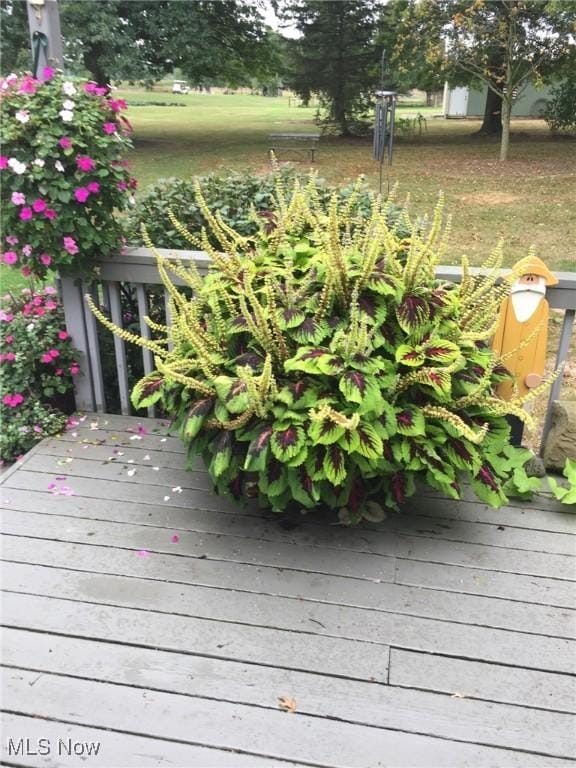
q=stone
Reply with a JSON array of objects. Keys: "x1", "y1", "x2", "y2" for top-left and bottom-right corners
[
  {"x1": 543, "y1": 400, "x2": 576, "y2": 472},
  {"x1": 524, "y1": 455, "x2": 546, "y2": 478}
]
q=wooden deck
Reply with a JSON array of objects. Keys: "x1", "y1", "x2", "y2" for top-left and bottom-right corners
[{"x1": 1, "y1": 413, "x2": 575, "y2": 767}]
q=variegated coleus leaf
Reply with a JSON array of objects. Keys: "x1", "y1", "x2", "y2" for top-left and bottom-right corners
[
  {"x1": 290, "y1": 317, "x2": 330, "y2": 345},
  {"x1": 277, "y1": 307, "x2": 306, "y2": 330},
  {"x1": 270, "y1": 424, "x2": 306, "y2": 462},
  {"x1": 131, "y1": 372, "x2": 164, "y2": 410},
  {"x1": 357, "y1": 292, "x2": 388, "y2": 325},
  {"x1": 396, "y1": 293, "x2": 430, "y2": 335},
  {"x1": 213, "y1": 376, "x2": 250, "y2": 414},
  {"x1": 287, "y1": 465, "x2": 320, "y2": 507},
  {"x1": 416, "y1": 368, "x2": 452, "y2": 398},
  {"x1": 441, "y1": 437, "x2": 482, "y2": 474},
  {"x1": 284, "y1": 347, "x2": 343, "y2": 376},
  {"x1": 275, "y1": 378, "x2": 321, "y2": 409},
  {"x1": 366, "y1": 262, "x2": 402, "y2": 297},
  {"x1": 471, "y1": 464, "x2": 508, "y2": 508},
  {"x1": 423, "y1": 339, "x2": 460, "y2": 364},
  {"x1": 353, "y1": 423, "x2": 383, "y2": 460},
  {"x1": 338, "y1": 371, "x2": 384, "y2": 415},
  {"x1": 395, "y1": 344, "x2": 425, "y2": 367},
  {"x1": 308, "y1": 418, "x2": 345, "y2": 445},
  {"x1": 244, "y1": 423, "x2": 273, "y2": 472},
  {"x1": 182, "y1": 396, "x2": 215, "y2": 439},
  {"x1": 258, "y1": 457, "x2": 288, "y2": 497},
  {"x1": 209, "y1": 430, "x2": 233, "y2": 479},
  {"x1": 396, "y1": 408, "x2": 426, "y2": 436},
  {"x1": 323, "y1": 443, "x2": 347, "y2": 486}
]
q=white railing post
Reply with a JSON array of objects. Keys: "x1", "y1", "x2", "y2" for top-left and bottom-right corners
[{"x1": 59, "y1": 276, "x2": 96, "y2": 412}]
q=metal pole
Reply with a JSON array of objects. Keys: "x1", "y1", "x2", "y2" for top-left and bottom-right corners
[{"x1": 26, "y1": 0, "x2": 64, "y2": 79}]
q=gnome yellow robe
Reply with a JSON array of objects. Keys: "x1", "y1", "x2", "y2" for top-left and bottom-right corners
[{"x1": 492, "y1": 256, "x2": 558, "y2": 400}]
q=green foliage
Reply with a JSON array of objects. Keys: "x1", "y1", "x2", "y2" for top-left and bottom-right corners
[
  {"x1": 0, "y1": 70, "x2": 134, "y2": 278},
  {"x1": 548, "y1": 459, "x2": 576, "y2": 506},
  {"x1": 92, "y1": 174, "x2": 549, "y2": 523},
  {"x1": 126, "y1": 168, "x2": 379, "y2": 249},
  {"x1": 0, "y1": 288, "x2": 78, "y2": 463},
  {"x1": 544, "y1": 79, "x2": 576, "y2": 135},
  {"x1": 280, "y1": 1, "x2": 381, "y2": 136}
]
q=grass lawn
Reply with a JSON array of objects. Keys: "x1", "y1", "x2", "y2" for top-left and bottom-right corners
[{"x1": 117, "y1": 88, "x2": 576, "y2": 271}]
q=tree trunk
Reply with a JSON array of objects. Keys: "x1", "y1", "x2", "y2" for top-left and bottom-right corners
[
  {"x1": 500, "y1": 98, "x2": 512, "y2": 161},
  {"x1": 478, "y1": 87, "x2": 503, "y2": 135}
]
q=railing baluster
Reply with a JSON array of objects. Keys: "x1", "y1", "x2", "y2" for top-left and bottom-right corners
[
  {"x1": 106, "y1": 281, "x2": 131, "y2": 416},
  {"x1": 540, "y1": 308, "x2": 575, "y2": 456},
  {"x1": 164, "y1": 288, "x2": 173, "y2": 351},
  {"x1": 59, "y1": 276, "x2": 95, "y2": 412},
  {"x1": 84, "y1": 283, "x2": 107, "y2": 413},
  {"x1": 136, "y1": 284, "x2": 156, "y2": 417}
]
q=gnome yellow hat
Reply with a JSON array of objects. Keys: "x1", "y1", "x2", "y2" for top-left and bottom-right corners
[{"x1": 506, "y1": 255, "x2": 558, "y2": 286}]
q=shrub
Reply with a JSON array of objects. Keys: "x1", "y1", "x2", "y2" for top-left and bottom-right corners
[
  {"x1": 89, "y1": 177, "x2": 549, "y2": 522},
  {"x1": 0, "y1": 287, "x2": 79, "y2": 463},
  {"x1": 544, "y1": 79, "x2": 576, "y2": 135},
  {"x1": 126, "y1": 168, "x2": 384, "y2": 249},
  {"x1": 0, "y1": 69, "x2": 135, "y2": 279}
]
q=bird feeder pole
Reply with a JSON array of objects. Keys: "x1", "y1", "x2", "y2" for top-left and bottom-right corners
[{"x1": 26, "y1": 0, "x2": 64, "y2": 80}]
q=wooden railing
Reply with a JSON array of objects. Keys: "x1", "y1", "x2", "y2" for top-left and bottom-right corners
[{"x1": 60, "y1": 248, "x2": 575, "y2": 455}]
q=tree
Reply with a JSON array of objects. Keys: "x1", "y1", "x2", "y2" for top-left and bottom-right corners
[
  {"x1": 0, "y1": 0, "x2": 31, "y2": 75},
  {"x1": 409, "y1": 0, "x2": 576, "y2": 159},
  {"x1": 280, "y1": 1, "x2": 381, "y2": 136}
]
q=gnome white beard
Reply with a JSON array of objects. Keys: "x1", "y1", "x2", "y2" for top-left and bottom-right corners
[{"x1": 510, "y1": 277, "x2": 546, "y2": 323}]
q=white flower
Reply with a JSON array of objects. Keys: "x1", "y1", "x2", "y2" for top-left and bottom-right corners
[
  {"x1": 59, "y1": 109, "x2": 74, "y2": 122},
  {"x1": 62, "y1": 81, "x2": 77, "y2": 96},
  {"x1": 33, "y1": 158, "x2": 45, "y2": 168},
  {"x1": 26, "y1": 323, "x2": 35, "y2": 332},
  {"x1": 7, "y1": 158, "x2": 26, "y2": 174},
  {"x1": 62, "y1": 99, "x2": 75, "y2": 111},
  {"x1": 6, "y1": 73, "x2": 17, "y2": 84},
  {"x1": 15, "y1": 110, "x2": 30, "y2": 124},
  {"x1": 128, "y1": 195, "x2": 136, "y2": 206},
  {"x1": 55, "y1": 160, "x2": 65, "y2": 173}
]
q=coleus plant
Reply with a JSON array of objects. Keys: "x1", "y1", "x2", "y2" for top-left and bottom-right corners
[{"x1": 89, "y1": 174, "x2": 553, "y2": 523}]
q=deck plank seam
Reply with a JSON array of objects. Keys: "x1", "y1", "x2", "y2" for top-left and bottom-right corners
[{"x1": 3, "y1": 666, "x2": 575, "y2": 762}]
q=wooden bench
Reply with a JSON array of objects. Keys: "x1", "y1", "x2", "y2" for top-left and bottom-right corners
[{"x1": 269, "y1": 133, "x2": 321, "y2": 162}]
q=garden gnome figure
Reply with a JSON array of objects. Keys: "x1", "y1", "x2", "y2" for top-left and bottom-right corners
[{"x1": 492, "y1": 254, "x2": 558, "y2": 444}]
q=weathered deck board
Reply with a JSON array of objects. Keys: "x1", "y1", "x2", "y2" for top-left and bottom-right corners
[
  {"x1": 2, "y1": 628, "x2": 574, "y2": 758},
  {"x1": 1, "y1": 414, "x2": 575, "y2": 767}
]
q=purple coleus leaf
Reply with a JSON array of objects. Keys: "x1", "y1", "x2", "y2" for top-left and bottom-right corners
[
  {"x1": 142, "y1": 377, "x2": 163, "y2": 397},
  {"x1": 234, "y1": 352, "x2": 263, "y2": 370},
  {"x1": 477, "y1": 464, "x2": 499, "y2": 492},
  {"x1": 270, "y1": 425, "x2": 305, "y2": 461},
  {"x1": 391, "y1": 471, "x2": 407, "y2": 506},
  {"x1": 396, "y1": 294, "x2": 430, "y2": 334},
  {"x1": 323, "y1": 443, "x2": 347, "y2": 486},
  {"x1": 248, "y1": 424, "x2": 273, "y2": 457}
]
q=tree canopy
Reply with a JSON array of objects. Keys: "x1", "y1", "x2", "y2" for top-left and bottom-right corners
[{"x1": 280, "y1": 0, "x2": 382, "y2": 136}]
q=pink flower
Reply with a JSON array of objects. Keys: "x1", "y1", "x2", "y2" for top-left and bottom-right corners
[
  {"x1": 22, "y1": 244, "x2": 32, "y2": 256},
  {"x1": 11, "y1": 192, "x2": 25, "y2": 205},
  {"x1": 74, "y1": 187, "x2": 90, "y2": 203},
  {"x1": 55, "y1": 368, "x2": 63, "y2": 376},
  {"x1": 3, "y1": 352, "x2": 16, "y2": 362},
  {"x1": 42, "y1": 67, "x2": 55, "y2": 80},
  {"x1": 44, "y1": 286, "x2": 57, "y2": 295},
  {"x1": 58, "y1": 330, "x2": 69, "y2": 340},
  {"x1": 33, "y1": 296, "x2": 43, "y2": 306},
  {"x1": 33, "y1": 424, "x2": 43, "y2": 433},
  {"x1": 87, "y1": 182, "x2": 100, "y2": 194},
  {"x1": 0, "y1": 310, "x2": 14, "y2": 322},
  {"x1": 41, "y1": 353, "x2": 53, "y2": 363},
  {"x1": 21, "y1": 266, "x2": 31, "y2": 277},
  {"x1": 2, "y1": 393, "x2": 24, "y2": 408},
  {"x1": 6, "y1": 235, "x2": 19, "y2": 245},
  {"x1": 44, "y1": 209, "x2": 57, "y2": 220},
  {"x1": 117, "y1": 181, "x2": 128, "y2": 191},
  {"x1": 45, "y1": 301, "x2": 57, "y2": 310},
  {"x1": 103, "y1": 122, "x2": 117, "y2": 134},
  {"x1": 76, "y1": 155, "x2": 95, "y2": 172},
  {"x1": 109, "y1": 99, "x2": 127, "y2": 113},
  {"x1": 3, "y1": 251, "x2": 18, "y2": 265},
  {"x1": 49, "y1": 348, "x2": 60, "y2": 358},
  {"x1": 5, "y1": 336, "x2": 14, "y2": 344},
  {"x1": 59, "y1": 137, "x2": 72, "y2": 149},
  {"x1": 19, "y1": 207, "x2": 33, "y2": 221},
  {"x1": 63, "y1": 236, "x2": 79, "y2": 255},
  {"x1": 32, "y1": 199, "x2": 47, "y2": 213},
  {"x1": 0, "y1": 156, "x2": 8, "y2": 170},
  {"x1": 95, "y1": 87, "x2": 107, "y2": 96},
  {"x1": 84, "y1": 82, "x2": 97, "y2": 94},
  {"x1": 19, "y1": 76, "x2": 36, "y2": 95},
  {"x1": 70, "y1": 364, "x2": 80, "y2": 375},
  {"x1": 40, "y1": 253, "x2": 52, "y2": 266}
]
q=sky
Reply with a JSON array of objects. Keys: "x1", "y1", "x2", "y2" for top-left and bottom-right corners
[{"x1": 262, "y1": 1, "x2": 300, "y2": 38}]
